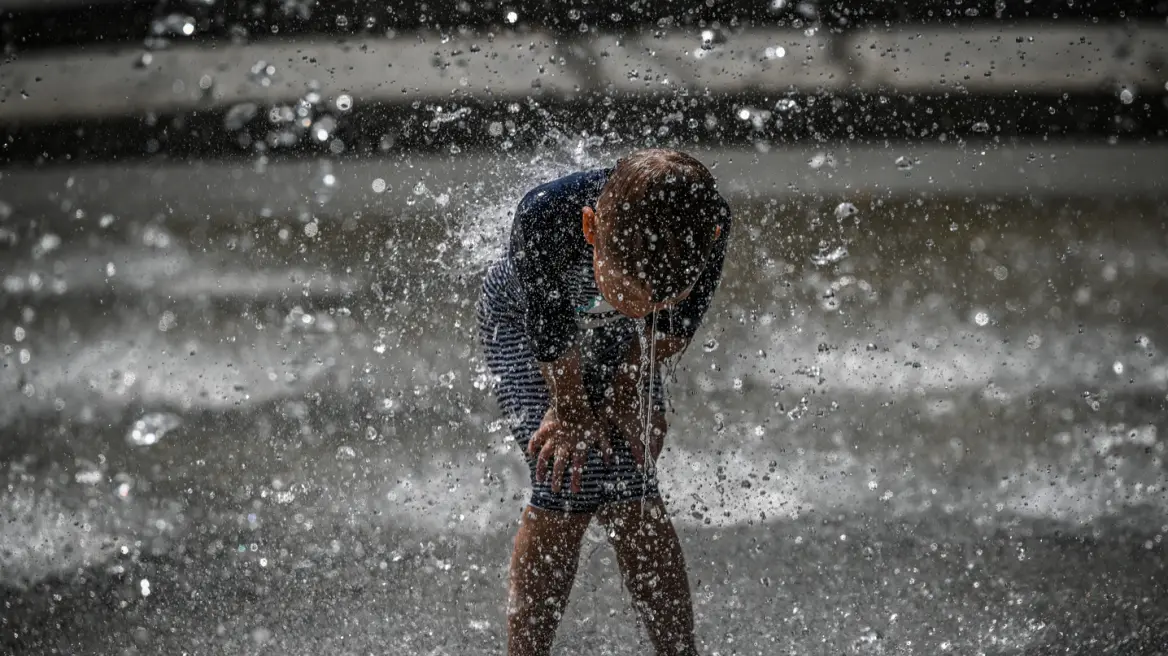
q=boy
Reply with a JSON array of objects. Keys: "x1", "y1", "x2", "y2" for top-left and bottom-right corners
[{"x1": 476, "y1": 149, "x2": 731, "y2": 655}]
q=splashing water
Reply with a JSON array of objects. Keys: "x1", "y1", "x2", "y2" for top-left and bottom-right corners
[
  {"x1": 127, "y1": 412, "x2": 182, "y2": 446},
  {"x1": 451, "y1": 124, "x2": 610, "y2": 275},
  {"x1": 632, "y1": 313, "x2": 660, "y2": 514}
]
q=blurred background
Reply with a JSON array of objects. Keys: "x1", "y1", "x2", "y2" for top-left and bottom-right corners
[{"x1": 1, "y1": 1, "x2": 1167, "y2": 654}]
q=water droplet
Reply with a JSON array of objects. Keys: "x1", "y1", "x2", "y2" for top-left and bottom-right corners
[
  {"x1": 335, "y1": 94, "x2": 353, "y2": 111},
  {"x1": 32, "y1": 233, "x2": 61, "y2": 258},
  {"x1": 1112, "y1": 361, "x2": 1124, "y2": 375},
  {"x1": 249, "y1": 60, "x2": 277, "y2": 87},
  {"x1": 75, "y1": 468, "x2": 103, "y2": 485},
  {"x1": 312, "y1": 115, "x2": 337, "y2": 142},
  {"x1": 336, "y1": 445, "x2": 357, "y2": 460},
  {"x1": 372, "y1": 178, "x2": 387, "y2": 193},
  {"x1": 973, "y1": 311, "x2": 990, "y2": 326},
  {"x1": 1026, "y1": 334, "x2": 1042, "y2": 350},
  {"x1": 152, "y1": 14, "x2": 196, "y2": 37},
  {"x1": 808, "y1": 152, "x2": 835, "y2": 169},
  {"x1": 764, "y1": 45, "x2": 787, "y2": 59},
  {"x1": 141, "y1": 225, "x2": 173, "y2": 249},
  {"x1": 894, "y1": 156, "x2": 914, "y2": 171},
  {"x1": 702, "y1": 338, "x2": 719, "y2": 353},
  {"x1": 811, "y1": 245, "x2": 849, "y2": 266},
  {"x1": 505, "y1": 10, "x2": 518, "y2": 23},
  {"x1": 223, "y1": 103, "x2": 258, "y2": 131},
  {"x1": 971, "y1": 120, "x2": 990, "y2": 133},
  {"x1": 128, "y1": 412, "x2": 182, "y2": 446},
  {"x1": 303, "y1": 221, "x2": 319, "y2": 238},
  {"x1": 1119, "y1": 88, "x2": 1134, "y2": 104},
  {"x1": 833, "y1": 202, "x2": 857, "y2": 221}
]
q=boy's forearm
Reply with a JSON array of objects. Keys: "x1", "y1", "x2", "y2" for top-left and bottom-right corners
[
  {"x1": 614, "y1": 332, "x2": 689, "y2": 391},
  {"x1": 539, "y1": 346, "x2": 593, "y2": 420}
]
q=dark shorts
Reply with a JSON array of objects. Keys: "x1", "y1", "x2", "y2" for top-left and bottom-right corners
[{"x1": 477, "y1": 263, "x2": 664, "y2": 514}]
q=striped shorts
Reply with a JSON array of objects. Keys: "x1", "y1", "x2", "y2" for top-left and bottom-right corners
[{"x1": 476, "y1": 261, "x2": 664, "y2": 514}]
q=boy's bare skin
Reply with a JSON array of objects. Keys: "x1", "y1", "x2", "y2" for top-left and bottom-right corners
[
  {"x1": 505, "y1": 205, "x2": 715, "y2": 656},
  {"x1": 508, "y1": 498, "x2": 696, "y2": 656}
]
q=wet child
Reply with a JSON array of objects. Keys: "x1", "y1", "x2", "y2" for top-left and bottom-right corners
[{"x1": 476, "y1": 149, "x2": 731, "y2": 655}]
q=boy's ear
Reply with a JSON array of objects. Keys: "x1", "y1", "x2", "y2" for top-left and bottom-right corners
[
  {"x1": 714, "y1": 224, "x2": 722, "y2": 240},
  {"x1": 582, "y1": 206, "x2": 597, "y2": 246}
]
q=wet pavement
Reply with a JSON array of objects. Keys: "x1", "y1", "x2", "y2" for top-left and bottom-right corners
[{"x1": 1, "y1": 154, "x2": 1167, "y2": 654}]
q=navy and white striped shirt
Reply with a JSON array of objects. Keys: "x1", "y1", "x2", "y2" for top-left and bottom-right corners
[{"x1": 489, "y1": 167, "x2": 732, "y2": 363}]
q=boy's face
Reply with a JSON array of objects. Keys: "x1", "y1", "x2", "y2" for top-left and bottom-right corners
[{"x1": 582, "y1": 206, "x2": 698, "y2": 319}]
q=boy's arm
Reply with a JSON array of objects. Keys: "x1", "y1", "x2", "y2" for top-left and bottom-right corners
[
  {"x1": 612, "y1": 329, "x2": 688, "y2": 395},
  {"x1": 538, "y1": 345, "x2": 593, "y2": 422},
  {"x1": 604, "y1": 330, "x2": 685, "y2": 466},
  {"x1": 533, "y1": 345, "x2": 615, "y2": 490}
]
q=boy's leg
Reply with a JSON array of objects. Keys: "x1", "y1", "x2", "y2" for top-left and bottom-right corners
[
  {"x1": 508, "y1": 504, "x2": 594, "y2": 656},
  {"x1": 597, "y1": 496, "x2": 698, "y2": 655}
]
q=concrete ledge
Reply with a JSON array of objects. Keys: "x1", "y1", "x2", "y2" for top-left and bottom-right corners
[
  {"x1": 2, "y1": 24, "x2": 1165, "y2": 123},
  {"x1": 0, "y1": 143, "x2": 1163, "y2": 226},
  {"x1": 586, "y1": 31, "x2": 845, "y2": 93},
  {"x1": 850, "y1": 26, "x2": 1168, "y2": 93},
  {"x1": 0, "y1": 30, "x2": 573, "y2": 121}
]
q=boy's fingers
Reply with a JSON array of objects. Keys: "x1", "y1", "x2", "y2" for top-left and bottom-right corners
[
  {"x1": 570, "y1": 450, "x2": 586, "y2": 494},
  {"x1": 528, "y1": 425, "x2": 546, "y2": 458},
  {"x1": 551, "y1": 446, "x2": 569, "y2": 493},
  {"x1": 535, "y1": 441, "x2": 554, "y2": 484}
]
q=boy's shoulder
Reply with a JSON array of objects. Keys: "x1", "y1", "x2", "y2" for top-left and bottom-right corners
[{"x1": 516, "y1": 167, "x2": 611, "y2": 219}]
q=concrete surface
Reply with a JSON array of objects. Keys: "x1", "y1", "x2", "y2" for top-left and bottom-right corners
[
  {"x1": 2, "y1": 24, "x2": 1165, "y2": 122},
  {"x1": 0, "y1": 143, "x2": 1164, "y2": 228}
]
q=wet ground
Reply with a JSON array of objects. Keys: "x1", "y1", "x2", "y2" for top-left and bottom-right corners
[{"x1": 1, "y1": 159, "x2": 1167, "y2": 654}]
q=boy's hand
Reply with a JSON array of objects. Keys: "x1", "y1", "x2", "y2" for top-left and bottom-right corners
[
  {"x1": 604, "y1": 380, "x2": 667, "y2": 470},
  {"x1": 528, "y1": 406, "x2": 612, "y2": 495}
]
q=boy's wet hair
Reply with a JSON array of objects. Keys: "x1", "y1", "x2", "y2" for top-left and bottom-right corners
[{"x1": 595, "y1": 149, "x2": 724, "y2": 304}]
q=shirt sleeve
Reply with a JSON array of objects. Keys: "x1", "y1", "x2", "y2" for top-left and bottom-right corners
[
  {"x1": 509, "y1": 192, "x2": 580, "y2": 363},
  {"x1": 654, "y1": 195, "x2": 732, "y2": 341}
]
